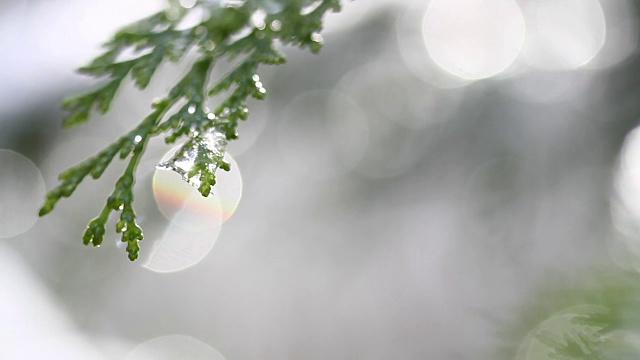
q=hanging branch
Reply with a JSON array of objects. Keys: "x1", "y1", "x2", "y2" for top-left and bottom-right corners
[{"x1": 39, "y1": 0, "x2": 341, "y2": 261}]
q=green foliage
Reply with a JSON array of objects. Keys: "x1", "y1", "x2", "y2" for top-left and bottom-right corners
[
  {"x1": 498, "y1": 269, "x2": 640, "y2": 360},
  {"x1": 39, "y1": 0, "x2": 341, "y2": 261}
]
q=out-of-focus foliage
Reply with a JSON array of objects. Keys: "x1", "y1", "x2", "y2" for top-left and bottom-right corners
[
  {"x1": 499, "y1": 269, "x2": 640, "y2": 359},
  {"x1": 38, "y1": 0, "x2": 340, "y2": 260}
]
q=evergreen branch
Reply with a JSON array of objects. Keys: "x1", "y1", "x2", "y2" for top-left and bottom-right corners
[{"x1": 40, "y1": 0, "x2": 341, "y2": 260}]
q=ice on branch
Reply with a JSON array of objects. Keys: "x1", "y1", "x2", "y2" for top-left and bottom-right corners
[{"x1": 157, "y1": 127, "x2": 230, "y2": 196}]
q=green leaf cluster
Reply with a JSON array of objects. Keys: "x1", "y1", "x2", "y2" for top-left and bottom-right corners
[{"x1": 39, "y1": 0, "x2": 341, "y2": 260}]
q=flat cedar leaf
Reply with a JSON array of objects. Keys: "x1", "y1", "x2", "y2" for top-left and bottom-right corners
[
  {"x1": 78, "y1": 50, "x2": 120, "y2": 76},
  {"x1": 131, "y1": 49, "x2": 165, "y2": 89},
  {"x1": 114, "y1": 11, "x2": 170, "y2": 39},
  {"x1": 95, "y1": 79, "x2": 122, "y2": 113},
  {"x1": 255, "y1": 46, "x2": 287, "y2": 64},
  {"x1": 42, "y1": 0, "x2": 342, "y2": 260},
  {"x1": 62, "y1": 103, "x2": 92, "y2": 128},
  {"x1": 166, "y1": 32, "x2": 194, "y2": 61}
]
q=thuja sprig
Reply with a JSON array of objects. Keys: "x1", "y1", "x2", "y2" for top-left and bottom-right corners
[{"x1": 39, "y1": 0, "x2": 341, "y2": 261}]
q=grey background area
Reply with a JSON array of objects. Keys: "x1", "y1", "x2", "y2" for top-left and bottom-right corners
[{"x1": 1, "y1": 0, "x2": 640, "y2": 359}]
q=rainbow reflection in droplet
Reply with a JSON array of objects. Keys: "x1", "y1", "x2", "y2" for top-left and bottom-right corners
[
  {"x1": 152, "y1": 146, "x2": 243, "y2": 229},
  {"x1": 146, "y1": 147, "x2": 242, "y2": 272}
]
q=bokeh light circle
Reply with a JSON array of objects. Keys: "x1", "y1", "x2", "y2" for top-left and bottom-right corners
[
  {"x1": 585, "y1": 0, "x2": 638, "y2": 70},
  {"x1": 0, "y1": 149, "x2": 45, "y2": 238},
  {"x1": 153, "y1": 148, "x2": 243, "y2": 228},
  {"x1": 143, "y1": 211, "x2": 223, "y2": 273},
  {"x1": 502, "y1": 70, "x2": 593, "y2": 104},
  {"x1": 396, "y1": 2, "x2": 471, "y2": 89},
  {"x1": 336, "y1": 61, "x2": 463, "y2": 130},
  {"x1": 277, "y1": 89, "x2": 369, "y2": 178},
  {"x1": 422, "y1": 0, "x2": 525, "y2": 80},
  {"x1": 610, "y1": 126, "x2": 640, "y2": 269},
  {"x1": 520, "y1": 0, "x2": 606, "y2": 70},
  {"x1": 147, "y1": 148, "x2": 242, "y2": 272},
  {"x1": 615, "y1": 127, "x2": 640, "y2": 224},
  {"x1": 124, "y1": 335, "x2": 226, "y2": 360}
]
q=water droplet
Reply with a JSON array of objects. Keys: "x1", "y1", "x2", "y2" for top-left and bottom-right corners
[
  {"x1": 187, "y1": 104, "x2": 196, "y2": 114},
  {"x1": 255, "y1": 81, "x2": 263, "y2": 88},
  {"x1": 311, "y1": 33, "x2": 323, "y2": 43},
  {"x1": 133, "y1": 135, "x2": 142, "y2": 144},
  {"x1": 270, "y1": 20, "x2": 282, "y2": 31},
  {"x1": 251, "y1": 9, "x2": 266, "y2": 30},
  {"x1": 195, "y1": 26, "x2": 207, "y2": 37},
  {"x1": 223, "y1": 0, "x2": 245, "y2": 7},
  {"x1": 204, "y1": 40, "x2": 216, "y2": 51},
  {"x1": 179, "y1": 0, "x2": 197, "y2": 9},
  {"x1": 259, "y1": 88, "x2": 266, "y2": 94},
  {"x1": 156, "y1": 128, "x2": 229, "y2": 190},
  {"x1": 252, "y1": 74, "x2": 260, "y2": 82}
]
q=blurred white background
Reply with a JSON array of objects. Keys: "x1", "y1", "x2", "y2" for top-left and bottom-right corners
[{"x1": 2, "y1": 0, "x2": 640, "y2": 358}]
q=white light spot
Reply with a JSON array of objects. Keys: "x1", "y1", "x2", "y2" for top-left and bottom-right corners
[
  {"x1": 251, "y1": 9, "x2": 266, "y2": 30},
  {"x1": 610, "y1": 126, "x2": 640, "y2": 270},
  {"x1": 310, "y1": 32, "x2": 323, "y2": 43},
  {"x1": 422, "y1": 0, "x2": 525, "y2": 80},
  {"x1": 520, "y1": 0, "x2": 606, "y2": 70},
  {"x1": 615, "y1": 127, "x2": 640, "y2": 223},
  {"x1": 179, "y1": 0, "x2": 197, "y2": 9},
  {"x1": 134, "y1": 135, "x2": 142, "y2": 143},
  {"x1": 270, "y1": 20, "x2": 282, "y2": 31},
  {"x1": 396, "y1": 3, "x2": 471, "y2": 88},
  {"x1": 0, "y1": 150, "x2": 45, "y2": 238},
  {"x1": 586, "y1": 0, "x2": 638, "y2": 69}
]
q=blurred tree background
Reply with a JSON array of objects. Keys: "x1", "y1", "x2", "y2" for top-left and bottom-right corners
[{"x1": 3, "y1": 0, "x2": 640, "y2": 359}]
